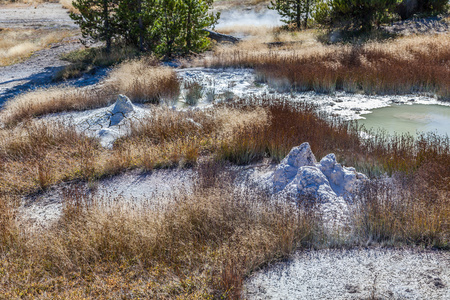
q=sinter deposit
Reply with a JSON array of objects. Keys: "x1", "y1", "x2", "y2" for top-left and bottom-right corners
[{"x1": 270, "y1": 143, "x2": 367, "y2": 227}]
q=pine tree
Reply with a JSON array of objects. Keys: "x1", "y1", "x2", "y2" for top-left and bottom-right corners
[
  {"x1": 71, "y1": 0, "x2": 119, "y2": 52},
  {"x1": 322, "y1": 0, "x2": 401, "y2": 31},
  {"x1": 269, "y1": 0, "x2": 314, "y2": 29},
  {"x1": 71, "y1": 0, "x2": 218, "y2": 57},
  {"x1": 180, "y1": 0, "x2": 219, "y2": 53},
  {"x1": 152, "y1": 0, "x2": 218, "y2": 57}
]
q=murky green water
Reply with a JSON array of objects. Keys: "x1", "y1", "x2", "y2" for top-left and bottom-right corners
[{"x1": 358, "y1": 104, "x2": 450, "y2": 137}]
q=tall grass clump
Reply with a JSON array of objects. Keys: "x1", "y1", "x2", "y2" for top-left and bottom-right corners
[
  {"x1": 110, "y1": 107, "x2": 219, "y2": 169},
  {"x1": 0, "y1": 195, "x2": 18, "y2": 252},
  {"x1": 218, "y1": 97, "x2": 361, "y2": 164},
  {"x1": 183, "y1": 80, "x2": 203, "y2": 106},
  {"x1": 107, "y1": 106, "x2": 270, "y2": 171},
  {"x1": 0, "y1": 87, "x2": 115, "y2": 127},
  {"x1": 107, "y1": 58, "x2": 180, "y2": 103},
  {"x1": 353, "y1": 175, "x2": 449, "y2": 249},
  {"x1": 0, "y1": 121, "x2": 101, "y2": 195},
  {"x1": 0, "y1": 166, "x2": 318, "y2": 298},
  {"x1": 209, "y1": 34, "x2": 450, "y2": 99}
]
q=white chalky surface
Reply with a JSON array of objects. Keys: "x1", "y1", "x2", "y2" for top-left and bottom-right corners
[
  {"x1": 177, "y1": 68, "x2": 450, "y2": 121},
  {"x1": 244, "y1": 249, "x2": 450, "y2": 300}
]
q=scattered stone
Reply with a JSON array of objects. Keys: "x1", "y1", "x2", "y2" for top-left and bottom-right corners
[
  {"x1": 203, "y1": 29, "x2": 240, "y2": 43},
  {"x1": 345, "y1": 284, "x2": 360, "y2": 294}
]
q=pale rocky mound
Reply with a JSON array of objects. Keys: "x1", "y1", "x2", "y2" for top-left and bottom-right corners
[
  {"x1": 270, "y1": 143, "x2": 367, "y2": 228},
  {"x1": 48, "y1": 94, "x2": 150, "y2": 148}
]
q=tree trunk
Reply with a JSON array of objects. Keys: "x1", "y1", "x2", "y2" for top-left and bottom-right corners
[
  {"x1": 186, "y1": 2, "x2": 192, "y2": 51},
  {"x1": 103, "y1": 0, "x2": 111, "y2": 53},
  {"x1": 296, "y1": 1, "x2": 301, "y2": 29},
  {"x1": 138, "y1": 0, "x2": 144, "y2": 51},
  {"x1": 304, "y1": 0, "x2": 310, "y2": 29}
]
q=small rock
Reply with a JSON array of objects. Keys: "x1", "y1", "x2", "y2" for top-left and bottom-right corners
[
  {"x1": 110, "y1": 94, "x2": 135, "y2": 126},
  {"x1": 345, "y1": 284, "x2": 360, "y2": 294},
  {"x1": 112, "y1": 94, "x2": 134, "y2": 115}
]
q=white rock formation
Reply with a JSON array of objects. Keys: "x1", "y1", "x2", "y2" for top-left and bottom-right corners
[
  {"x1": 52, "y1": 94, "x2": 150, "y2": 148},
  {"x1": 272, "y1": 143, "x2": 366, "y2": 202},
  {"x1": 273, "y1": 143, "x2": 317, "y2": 192},
  {"x1": 109, "y1": 94, "x2": 135, "y2": 126},
  {"x1": 271, "y1": 143, "x2": 367, "y2": 228}
]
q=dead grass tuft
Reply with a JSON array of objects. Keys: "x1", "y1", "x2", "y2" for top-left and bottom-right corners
[
  {"x1": 0, "y1": 87, "x2": 115, "y2": 127},
  {"x1": 354, "y1": 175, "x2": 449, "y2": 249},
  {"x1": 0, "y1": 121, "x2": 101, "y2": 195},
  {"x1": 107, "y1": 58, "x2": 180, "y2": 103},
  {"x1": 0, "y1": 169, "x2": 317, "y2": 298}
]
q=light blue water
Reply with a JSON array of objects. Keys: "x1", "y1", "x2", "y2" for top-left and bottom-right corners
[{"x1": 358, "y1": 104, "x2": 450, "y2": 136}]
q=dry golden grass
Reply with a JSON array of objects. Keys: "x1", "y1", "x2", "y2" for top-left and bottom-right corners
[
  {"x1": 0, "y1": 87, "x2": 115, "y2": 127},
  {"x1": 0, "y1": 28, "x2": 72, "y2": 66},
  {"x1": 107, "y1": 58, "x2": 180, "y2": 103},
  {"x1": 354, "y1": 176, "x2": 449, "y2": 248},
  {"x1": 0, "y1": 169, "x2": 317, "y2": 299},
  {"x1": 60, "y1": 0, "x2": 78, "y2": 13},
  {"x1": 1, "y1": 58, "x2": 180, "y2": 127},
  {"x1": 0, "y1": 96, "x2": 448, "y2": 298},
  {"x1": 0, "y1": 121, "x2": 102, "y2": 195},
  {"x1": 204, "y1": 33, "x2": 450, "y2": 99}
]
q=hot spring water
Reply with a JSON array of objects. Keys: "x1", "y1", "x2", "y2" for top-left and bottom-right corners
[{"x1": 358, "y1": 104, "x2": 450, "y2": 137}]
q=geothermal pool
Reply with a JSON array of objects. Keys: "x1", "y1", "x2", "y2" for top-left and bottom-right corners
[
  {"x1": 178, "y1": 68, "x2": 450, "y2": 137},
  {"x1": 358, "y1": 104, "x2": 450, "y2": 137}
]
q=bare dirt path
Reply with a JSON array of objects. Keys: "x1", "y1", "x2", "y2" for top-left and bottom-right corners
[
  {"x1": 0, "y1": 3, "x2": 104, "y2": 105},
  {"x1": 0, "y1": 3, "x2": 76, "y2": 30},
  {"x1": 0, "y1": 38, "x2": 82, "y2": 104}
]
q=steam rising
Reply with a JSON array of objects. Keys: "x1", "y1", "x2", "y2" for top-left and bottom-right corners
[{"x1": 215, "y1": 9, "x2": 282, "y2": 29}]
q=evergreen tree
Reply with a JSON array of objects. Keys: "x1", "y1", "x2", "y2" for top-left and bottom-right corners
[
  {"x1": 71, "y1": 0, "x2": 218, "y2": 57},
  {"x1": 317, "y1": 0, "x2": 401, "y2": 31},
  {"x1": 152, "y1": 0, "x2": 218, "y2": 57},
  {"x1": 269, "y1": 0, "x2": 315, "y2": 29},
  {"x1": 71, "y1": 0, "x2": 119, "y2": 52},
  {"x1": 180, "y1": 0, "x2": 219, "y2": 53}
]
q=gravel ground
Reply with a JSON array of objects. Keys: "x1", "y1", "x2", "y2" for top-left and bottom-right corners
[
  {"x1": 0, "y1": 39, "x2": 82, "y2": 104},
  {"x1": 383, "y1": 16, "x2": 450, "y2": 35},
  {"x1": 0, "y1": 3, "x2": 76, "y2": 30},
  {"x1": 18, "y1": 168, "x2": 195, "y2": 229},
  {"x1": 244, "y1": 249, "x2": 450, "y2": 300}
]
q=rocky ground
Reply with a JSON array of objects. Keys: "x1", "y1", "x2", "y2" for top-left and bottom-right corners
[
  {"x1": 244, "y1": 249, "x2": 449, "y2": 300},
  {"x1": 383, "y1": 15, "x2": 450, "y2": 36},
  {"x1": 0, "y1": 3, "x2": 76, "y2": 30}
]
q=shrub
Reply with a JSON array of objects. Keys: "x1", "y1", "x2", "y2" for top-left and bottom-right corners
[
  {"x1": 183, "y1": 80, "x2": 203, "y2": 105},
  {"x1": 316, "y1": 0, "x2": 400, "y2": 31}
]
